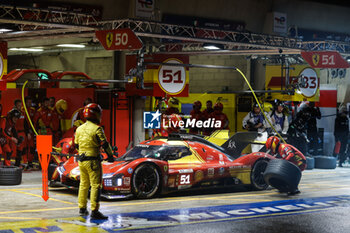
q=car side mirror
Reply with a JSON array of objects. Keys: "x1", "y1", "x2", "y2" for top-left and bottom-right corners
[{"x1": 182, "y1": 150, "x2": 192, "y2": 156}]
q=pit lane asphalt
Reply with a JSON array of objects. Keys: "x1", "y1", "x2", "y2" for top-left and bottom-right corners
[{"x1": 1, "y1": 166, "x2": 350, "y2": 233}]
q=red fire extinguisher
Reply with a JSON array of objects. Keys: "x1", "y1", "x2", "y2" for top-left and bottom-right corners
[{"x1": 334, "y1": 141, "x2": 341, "y2": 154}]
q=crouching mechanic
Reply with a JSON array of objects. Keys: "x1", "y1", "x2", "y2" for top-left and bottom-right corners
[
  {"x1": 74, "y1": 103, "x2": 114, "y2": 220},
  {"x1": 265, "y1": 136, "x2": 307, "y2": 195}
]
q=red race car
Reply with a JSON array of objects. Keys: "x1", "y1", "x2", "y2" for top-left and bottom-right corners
[{"x1": 50, "y1": 132, "x2": 277, "y2": 199}]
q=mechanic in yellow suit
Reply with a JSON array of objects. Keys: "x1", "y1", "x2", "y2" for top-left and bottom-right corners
[{"x1": 74, "y1": 103, "x2": 114, "y2": 220}]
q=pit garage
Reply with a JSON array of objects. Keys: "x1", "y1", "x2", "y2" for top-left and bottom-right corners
[{"x1": 1, "y1": 0, "x2": 350, "y2": 232}]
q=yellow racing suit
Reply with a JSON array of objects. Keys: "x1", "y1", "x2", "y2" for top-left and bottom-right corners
[{"x1": 74, "y1": 120, "x2": 113, "y2": 211}]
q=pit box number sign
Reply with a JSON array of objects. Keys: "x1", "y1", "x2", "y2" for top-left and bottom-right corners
[{"x1": 95, "y1": 29, "x2": 143, "y2": 51}]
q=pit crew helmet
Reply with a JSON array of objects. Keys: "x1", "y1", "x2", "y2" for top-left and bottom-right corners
[
  {"x1": 7, "y1": 109, "x2": 21, "y2": 122},
  {"x1": 275, "y1": 100, "x2": 285, "y2": 107},
  {"x1": 168, "y1": 97, "x2": 180, "y2": 109},
  {"x1": 252, "y1": 102, "x2": 261, "y2": 114},
  {"x1": 214, "y1": 102, "x2": 223, "y2": 111},
  {"x1": 339, "y1": 105, "x2": 348, "y2": 114},
  {"x1": 266, "y1": 136, "x2": 280, "y2": 154},
  {"x1": 193, "y1": 101, "x2": 202, "y2": 109},
  {"x1": 253, "y1": 102, "x2": 260, "y2": 109},
  {"x1": 83, "y1": 103, "x2": 102, "y2": 124},
  {"x1": 55, "y1": 99, "x2": 68, "y2": 115},
  {"x1": 264, "y1": 102, "x2": 273, "y2": 112}
]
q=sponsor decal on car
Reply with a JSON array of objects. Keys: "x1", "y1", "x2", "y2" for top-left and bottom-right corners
[
  {"x1": 127, "y1": 168, "x2": 133, "y2": 174},
  {"x1": 208, "y1": 168, "x2": 214, "y2": 177},
  {"x1": 179, "y1": 174, "x2": 192, "y2": 185},
  {"x1": 178, "y1": 169, "x2": 193, "y2": 173},
  {"x1": 194, "y1": 170, "x2": 204, "y2": 182},
  {"x1": 207, "y1": 155, "x2": 214, "y2": 161},
  {"x1": 124, "y1": 177, "x2": 130, "y2": 186},
  {"x1": 168, "y1": 177, "x2": 175, "y2": 187},
  {"x1": 219, "y1": 167, "x2": 225, "y2": 175}
]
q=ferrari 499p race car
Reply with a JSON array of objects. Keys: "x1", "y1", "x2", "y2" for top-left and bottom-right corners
[{"x1": 49, "y1": 131, "x2": 301, "y2": 199}]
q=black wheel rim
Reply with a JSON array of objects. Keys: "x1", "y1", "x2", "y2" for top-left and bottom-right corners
[
  {"x1": 135, "y1": 166, "x2": 158, "y2": 195},
  {"x1": 252, "y1": 160, "x2": 268, "y2": 189}
]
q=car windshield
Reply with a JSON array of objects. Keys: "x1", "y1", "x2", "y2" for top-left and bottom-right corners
[{"x1": 119, "y1": 145, "x2": 191, "y2": 161}]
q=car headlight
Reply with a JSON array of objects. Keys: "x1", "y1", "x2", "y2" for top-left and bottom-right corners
[
  {"x1": 103, "y1": 173, "x2": 124, "y2": 187},
  {"x1": 116, "y1": 177, "x2": 123, "y2": 186},
  {"x1": 104, "y1": 178, "x2": 113, "y2": 187}
]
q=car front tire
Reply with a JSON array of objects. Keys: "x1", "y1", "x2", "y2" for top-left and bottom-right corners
[
  {"x1": 250, "y1": 159, "x2": 269, "y2": 191},
  {"x1": 132, "y1": 163, "x2": 160, "y2": 198}
]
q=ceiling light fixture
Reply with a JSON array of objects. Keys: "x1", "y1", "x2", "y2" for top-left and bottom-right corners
[
  {"x1": 0, "y1": 29, "x2": 12, "y2": 33},
  {"x1": 9, "y1": 48, "x2": 44, "y2": 52},
  {"x1": 203, "y1": 45, "x2": 220, "y2": 50},
  {"x1": 57, "y1": 44, "x2": 85, "y2": 48}
]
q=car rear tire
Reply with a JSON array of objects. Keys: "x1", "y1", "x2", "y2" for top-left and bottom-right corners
[
  {"x1": 314, "y1": 156, "x2": 337, "y2": 169},
  {"x1": 263, "y1": 159, "x2": 301, "y2": 193},
  {"x1": 306, "y1": 156, "x2": 315, "y2": 170},
  {"x1": 250, "y1": 159, "x2": 269, "y2": 190},
  {"x1": 132, "y1": 163, "x2": 160, "y2": 199},
  {"x1": 0, "y1": 166, "x2": 22, "y2": 185}
]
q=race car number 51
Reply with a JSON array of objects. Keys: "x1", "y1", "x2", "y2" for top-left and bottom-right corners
[
  {"x1": 158, "y1": 59, "x2": 186, "y2": 95},
  {"x1": 180, "y1": 174, "x2": 191, "y2": 184}
]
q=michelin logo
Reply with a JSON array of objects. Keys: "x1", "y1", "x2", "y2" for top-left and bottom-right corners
[{"x1": 144, "y1": 110, "x2": 161, "y2": 129}]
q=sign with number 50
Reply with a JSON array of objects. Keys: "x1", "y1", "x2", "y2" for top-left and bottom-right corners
[
  {"x1": 158, "y1": 59, "x2": 187, "y2": 95},
  {"x1": 298, "y1": 68, "x2": 319, "y2": 98},
  {"x1": 95, "y1": 28, "x2": 143, "y2": 51}
]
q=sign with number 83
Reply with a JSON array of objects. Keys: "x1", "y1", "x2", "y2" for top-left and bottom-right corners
[{"x1": 298, "y1": 68, "x2": 319, "y2": 98}]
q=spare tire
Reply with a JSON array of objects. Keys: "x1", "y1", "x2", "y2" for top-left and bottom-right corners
[
  {"x1": 263, "y1": 159, "x2": 301, "y2": 193},
  {"x1": 0, "y1": 166, "x2": 22, "y2": 185},
  {"x1": 306, "y1": 157, "x2": 315, "y2": 170},
  {"x1": 314, "y1": 156, "x2": 337, "y2": 169}
]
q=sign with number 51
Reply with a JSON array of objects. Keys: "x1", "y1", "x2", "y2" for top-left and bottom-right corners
[
  {"x1": 301, "y1": 51, "x2": 350, "y2": 68},
  {"x1": 157, "y1": 59, "x2": 187, "y2": 95}
]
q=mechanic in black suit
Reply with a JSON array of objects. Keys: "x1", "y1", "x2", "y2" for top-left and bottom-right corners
[
  {"x1": 306, "y1": 102, "x2": 321, "y2": 155},
  {"x1": 334, "y1": 105, "x2": 349, "y2": 167}
]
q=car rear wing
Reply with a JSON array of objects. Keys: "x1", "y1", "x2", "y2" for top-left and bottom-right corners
[{"x1": 221, "y1": 132, "x2": 262, "y2": 158}]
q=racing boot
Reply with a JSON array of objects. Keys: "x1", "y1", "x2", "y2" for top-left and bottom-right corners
[
  {"x1": 15, "y1": 151, "x2": 22, "y2": 167},
  {"x1": 288, "y1": 188, "x2": 301, "y2": 196},
  {"x1": 79, "y1": 208, "x2": 89, "y2": 216},
  {"x1": 91, "y1": 210, "x2": 108, "y2": 220},
  {"x1": 26, "y1": 162, "x2": 34, "y2": 171},
  {"x1": 4, "y1": 152, "x2": 12, "y2": 166}
]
